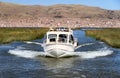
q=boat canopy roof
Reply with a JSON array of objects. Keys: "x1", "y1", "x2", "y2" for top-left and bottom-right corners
[{"x1": 49, "y1": 27, "x2": 71, "y2": 32}]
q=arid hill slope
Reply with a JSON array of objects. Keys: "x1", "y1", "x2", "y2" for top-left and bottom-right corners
[
  {"x1": 0, "y1": 2, "x2": 120, "y2": 28},
  {"x1": 0, "y1": 2, "x2": 120, "y2": 19}
]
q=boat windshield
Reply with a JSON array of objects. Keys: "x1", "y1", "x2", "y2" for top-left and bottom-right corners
[
  {"x1": 58, "y1": 34, "x2": 67, "y2": 43},
  {"x1": 48, "y1": 34, "x2": 68, "y2": 43},
  {"x1": 48, "y1": 34, "x2": 57, "y2": 42}
]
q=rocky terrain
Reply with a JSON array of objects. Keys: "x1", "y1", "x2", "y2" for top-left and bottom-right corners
[{"x1": 0, "y1": 2, "x2": 120, "y2": 28}]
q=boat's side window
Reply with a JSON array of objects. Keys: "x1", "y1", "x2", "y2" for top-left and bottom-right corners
[
  {"x1": 58, "y1": 34, "x2": 67, "y2": 43},
  {"x1": 69, "y1": 35, "x2": 74, "y2": 44},
  {"x1": 48, "y1": 34, "x2": 57, "y2": 42}
]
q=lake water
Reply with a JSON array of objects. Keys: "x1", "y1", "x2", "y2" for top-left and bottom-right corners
[{"x1": 0, "y1": 29, "x2": 120, "y2": 78}]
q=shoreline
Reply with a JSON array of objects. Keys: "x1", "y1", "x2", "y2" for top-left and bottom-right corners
[
  {"x1": 0, "y1": 28, "x2": 48, "y2": 44},
  {"x1": 0, "y1": 28, "x2": 120, "y2": 49},
  {"x1": 86, "y1": 28, "x2": 120, "y2": 48}
]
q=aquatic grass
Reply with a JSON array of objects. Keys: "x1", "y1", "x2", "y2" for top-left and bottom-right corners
[
  {"x1": 86, "y1": 28, "x2": 120, "y2": 48},
  {"x1": 0, "y1": 28, "x2": 48, "y2": 44}
]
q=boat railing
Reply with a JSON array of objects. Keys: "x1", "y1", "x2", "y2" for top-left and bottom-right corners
[{"x1": 49, "y1": 27, "x2": 71, "y2": 32}]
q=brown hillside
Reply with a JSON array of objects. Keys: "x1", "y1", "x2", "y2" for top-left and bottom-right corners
[
  {"x1": 0, "y1": 2, "x2": 120, "y2": 19},
  {"x1": 0, "y1": 2, "x2": 120, "y2": 28}
]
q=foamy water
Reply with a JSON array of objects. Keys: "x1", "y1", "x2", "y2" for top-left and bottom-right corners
[
  {"x1": 77, "y1": 49, "x2": 113, "y2": 59},
  {"x1": 8, "y1": 41, "x2": 113, "y2": 59},
  {"x1": 8, "y1": 49, "x2": 45, "y2": 58},
  {"x1": 8, "y1": 47, "x2": 113, "y2": 59}
]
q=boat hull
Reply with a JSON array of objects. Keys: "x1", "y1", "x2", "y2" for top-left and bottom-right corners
[{"x1": 43, "y1": 44, "x2": 74, "y2": 58}]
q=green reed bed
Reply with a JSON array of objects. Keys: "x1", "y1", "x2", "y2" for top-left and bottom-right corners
[
  {"x1": 0, "y1": 28, "x2": 48, "y2": 44},
  {"x1": 86, "y1": 28, "x2": 120, "y2": 48}
]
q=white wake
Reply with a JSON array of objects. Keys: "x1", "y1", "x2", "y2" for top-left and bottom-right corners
[
  {"x1": 8, "y1": 49, "x2": 46, "y2": 58},
  {"x1": 8, "y1": 48, "x2": 113, "y2": 59},
  {"x1": 76, "y1": 50, "x2": 113, "y2": 59}
]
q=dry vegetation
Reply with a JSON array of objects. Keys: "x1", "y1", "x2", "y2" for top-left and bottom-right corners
[
  {"x1": 86, "y1": 29, "x2": 120, "y2": 48},
  {"x1": 0, "y1": 28, "x2": 48, "y2": 43}
]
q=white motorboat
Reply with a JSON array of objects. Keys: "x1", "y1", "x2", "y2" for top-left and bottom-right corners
[{"x1": 43, "y1": 27, "x2": 78, "y2": 58}]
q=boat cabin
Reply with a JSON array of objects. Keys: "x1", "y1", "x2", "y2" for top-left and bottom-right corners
[{"x1": 44, "y1": 27, "x2": 75, "y2": 44}]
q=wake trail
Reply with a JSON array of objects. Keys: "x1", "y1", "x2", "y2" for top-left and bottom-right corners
[
  {"x1": 75, "y1": 42, "x2": 95, "y2": 50},
  {"x1": 25, "y1": 41, "x2": 43, "y2": 47},
  {"x1": 75, "y1": 50, "x2": 113, "y2": 59},
  {"x1": 8, "y1": 49, "x2": 46, "y2": 58},
  {"x1": 8, "y1": 47, "x2": 113, "y2": 59}
]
